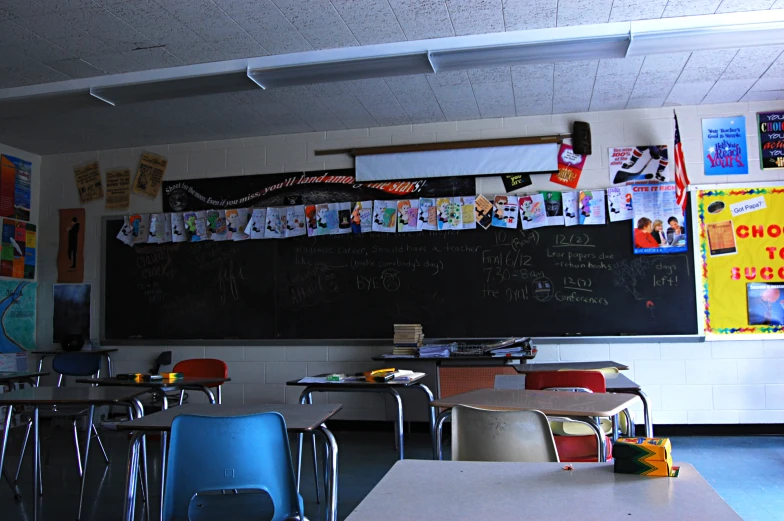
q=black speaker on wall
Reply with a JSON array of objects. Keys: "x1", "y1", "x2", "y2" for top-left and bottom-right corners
[{"x1": 571, "y1": 121, "x2": 592, "y2": 156}]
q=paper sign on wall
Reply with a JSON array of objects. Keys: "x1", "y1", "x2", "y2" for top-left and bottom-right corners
[
  {"x1": 74, "y1": 161, "x2": 104, "y2": 204},
  {"x1": 702, "y1": 116, "x2": 748, "y2": 175},
  {"x1": 133, "y1": 152, "x2": 168, "y2": 198},
  {"x1": 105, "y1": 168, "x2": 130, "y2": 210}
]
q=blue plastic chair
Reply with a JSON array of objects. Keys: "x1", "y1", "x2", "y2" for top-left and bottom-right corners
[{"x1": 163, "y1": 412, "x2": 306, "y2": 521}]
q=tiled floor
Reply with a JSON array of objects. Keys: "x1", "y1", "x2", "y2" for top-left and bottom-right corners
[{"x1": 0, "y1": 423, "x2": 782, "y2": 520}]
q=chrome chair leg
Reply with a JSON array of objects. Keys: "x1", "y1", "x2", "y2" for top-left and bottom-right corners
[
  {"x1": 178, "y1": 390, "x2": 185, "y2": 406},
  {"x1": 73, "y1": 419, "x2": 83, "y2": 478},
  {"x1": 14, "y1": 420, "x2": 31, "y2": 482},
  {"x1": 92, "y1": 424, "x2": 110, "y2": 464}
]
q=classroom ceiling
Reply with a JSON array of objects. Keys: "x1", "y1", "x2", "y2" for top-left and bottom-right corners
[{"x1": 0, "y1": 0, "x2": 783, "y2": 154}]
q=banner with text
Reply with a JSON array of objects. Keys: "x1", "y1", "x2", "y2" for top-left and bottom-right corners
[{"x1": 697, "y1": 184, "x2": 784, "y2": 335}]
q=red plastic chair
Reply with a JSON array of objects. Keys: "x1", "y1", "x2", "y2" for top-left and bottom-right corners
[
  {"x1": 525, "y1": 370, "x2": 612, "y2": 462},
  {"x1": 172, "y1": 358, "x2": 229, "y2": 404}
]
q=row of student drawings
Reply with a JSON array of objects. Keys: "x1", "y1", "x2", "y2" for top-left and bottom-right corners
[{"x1": 116, "y1": 189, "x2": 635, "y2": 246}]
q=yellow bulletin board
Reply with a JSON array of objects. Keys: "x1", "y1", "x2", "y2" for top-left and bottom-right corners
[{"x1": 694, "y1": 183, "x2": 784, "y2": 336}]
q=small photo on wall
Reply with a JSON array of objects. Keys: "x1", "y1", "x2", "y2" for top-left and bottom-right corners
[
  {"x1": 53, "y1": 284, "x2": 91, "y2": 343},
  {"x1": 747, "y1": 283, "x2": 784, "y2": 326},
  {"x1": 706, "y1": 220, "x2": 737, "y2": 256}
]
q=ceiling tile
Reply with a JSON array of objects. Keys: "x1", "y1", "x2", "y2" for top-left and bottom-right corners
[
  {"x1": 123, "y1": 47, "x2": 185, "y2": 69},
  {"x1": 210, "y1": 34, "x2": 268, "y2": 59},
  {"x1": 556, "y1": 0, "x2": 613, "y2": 26},
  {"x1": 742, "y1": 90, "x2": 784, "y2": 102},
  {"x1": 467, "y1": 67, "x2": 516, "y2": 119},
  {"x1": 677, "y1": 49, "x2": 738, "y2": 83},
  {"x1": 345, "y1": 78, "x2": 411, "y2": 126},
  {"x1": 35, "y1": 0, "x2": 96, "y2": 12},
  {"x1": 503, "y1": 0, "x2": 557, "y2": 30},
  {"x1": 661, "y1": 0, "x2": 722, "y2": 17},
  {"x1": 665, "y1": 81, "x2": 714, "y2": 105},
  {"x1": 384, "y1": 74, "x2": 445, "y2": 124},
  {"x1": 426, "y1": 70, "x2": 481, "y2": 121},
  {"x1": 155, "y1": 0, "x2": 253, "y2": 46},
  {"x1": 271, "y1": 85, "x2": 347, "y2": 131},
  {"x1": 626, "y1": 97, "x2": 666, "y2": 109},
  {"x1": 715, "y1": 0, "x2": 776, "y2": 13},
  {"x1": 388, "y1": 0, "x2": 454, "y2": 40},
  {"x1": 271, "y1": 0, "x2": 358, "y2": 50},
  {"x1": 57, "y1": 7, "x2": 152, "y2": 52},
  {"x1": 702, "y1": 78, "x2": 755, "y2": 104},
  {"x1": 0, "y1": 0, "x2": 51, "y2": 18},
  {"x1": 628, "y1": 53, "x2": 690, "y2": 103},
  {"x1": 15, "y1": 12, "x2": 78, "y2": 41},
  {"x1": 82, "y1": 52, "x2": 148, "y2": 74},
  {"x1": 330, "y1": 0, "x2": 407, "y2": 45},
  {"x1": 103, "y1": 0, "x2": 197, "y2": 46},
  {"x1": 0, "y1": 73, "x2": 31, "y2": 88},
  {"x1": 720, "y1": 46, "x2": 783, "y2": 80},
  {"x1": 511, "y1": 63, "x2": 553, "y2": 115},
  {"x1": 306, "y1": 82, "x2": 378, "y2": 128},
  {"x1": 774, "y1": 0, "x2": 784, "y2": 7},
  {"x1": 165, "y1": 39, "x2": 227, "y2": 64},
  {"x1": 50, "y1": 31, "x2": 119, "y2": 56},
  {"x1": 213, "y1": 0, "x2": 312, "y2": 54},
  {"x1": 446, "y1": 0, "x2": 504, "y2": 36},
  {"x1": 13, "y1": 59, "x2": 70, "y2": 83},
  {"x1": 608, "y1": 0, "x2": 667, "y2": 22},
  {"x1": 45, "y1": 58, "x2": 105, "y2": 78},
  {"x1": 0, "y1": 22, "x2": 75, "y2": 62},
  {"x1": 590, "y1": 56, "x2": 644, "y2": 111},
  {"x1": 553, "y1": 60, "x2": 598, "y2": 113}
]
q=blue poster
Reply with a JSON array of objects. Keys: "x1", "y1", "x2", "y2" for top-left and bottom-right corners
[{"x1": 702, "y1": 116, "x2": 748, "y2": 175}]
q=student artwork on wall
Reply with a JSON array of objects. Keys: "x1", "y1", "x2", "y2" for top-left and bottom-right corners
[
  {"x1": 474, "y1": 195, "x2": 493, "y2": 229},
  {"x1": 541, "y1": 191, "x2": 564, "y2": 226},
  {"x1": 417, "y1": 198, "x2": 438, "y2": 231},
  {"x1": 372, "y1": 200, "x2": 396, "y2": 233},
  {"x1": 632, "y1": 183, "x2": 686, "y2": 255},
  {"x1": 756, "y1": 111, "x2": 784, "y2": 170},
  {"x1": 0, "y1": 218, "x2": 36, "y2": 279},
  {"x1": 520, "y1": 194, "x2": 547, "y2": 230},
  {"x1": 0, "y1": 154, "x2": 32, "y2": 221},
  {"x1": 73, "y1": 161, "x2": 104, "y2": 204},
  {"x1": 562, "y1": 192, "x2": 579, "y2": 227},
  {"x1": 53, "y1": 284, "x2": 90, "y2": 343},
  {"x1": 607, "y1": 186, "x2": 634, "y2": 222},
  {"x1": 133, "y1": 152, "x2": 168, "y2": 199},
  {"x1": 397, "y1": 199, "x2": 419, "y2": 233},
  {"x1": 460, "y1": 196, "x2": 476, "y2": 229},
  {"x1": 246, "y1": 208, "x2": 267, "y2": 239},
  {"x1": 57, "y1": 209, "x2": 85, "y2": 283},
  {"x1": 491, "y1": 195, "x2": 518, "y2": 229},
  {"x1": 578, "y1": 190, "x2": 606, "y2": 225},
  {"x1": 609, "y1": 146, "x2": 670, "y2": 185},
  {"x1": 702, "y1": 117, "x2": 748, "y2": 175},
  {"x1": 0, "y1": 280, "x2": 36, "y2": 352},
  {"x1": 351, "y1": 201, "x2": 372, "y2": 233}
]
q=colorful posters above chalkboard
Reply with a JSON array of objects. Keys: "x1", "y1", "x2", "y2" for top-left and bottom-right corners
[
  {"x1": 701, "y1": 116, "x2": 748, "y2": 175},
  {"x1": 696, "y1": 184, "x2": 784, "y2": 335},
  {"x1": 0, "y1": 154, "x2": 31, "y2": 221},
  {"x1": 631, "y1": 183, "x2": 686, "y2": 255},
  {"x1": 757, "y1": 111, "x2": 784, "y2": 170},
  {"x1": 0, "y1": 280, "x2": 36, "y2": 352},
  {"x1": 162, "y1": 169, "x2": 476, "y2": 212}
]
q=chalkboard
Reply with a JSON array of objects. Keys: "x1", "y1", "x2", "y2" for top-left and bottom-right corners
[{"x1": 103, "y1": 214, "x2": 698, "y2": 341}]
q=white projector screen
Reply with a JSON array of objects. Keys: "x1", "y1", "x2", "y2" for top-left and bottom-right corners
[{"x1": 355, "y1": 143, "x2": 558, "y2": 181}]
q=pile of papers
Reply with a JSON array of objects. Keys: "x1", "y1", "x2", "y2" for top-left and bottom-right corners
[
  {"x1": 393, "y1": 324, "x2": 424, "y2": 348},
  {"x1": 418, "y1": 344, "x2": 454, "y2": 358},
  {"x1": 483, "y1": 337, "x2": 533, "y2": 357}
]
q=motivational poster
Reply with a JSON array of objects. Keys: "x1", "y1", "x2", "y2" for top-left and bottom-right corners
[
  {"x1": 702, "y1": 116, "x2": 748, "y2": 175},
  {"x1": 757, "y1": 111, "x2": 784, "y2": 170},
  {"x1": 551, "y1": 144, "x2": 585, "y2": 189}
]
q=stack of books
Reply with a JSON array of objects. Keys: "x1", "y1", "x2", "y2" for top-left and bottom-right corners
[{"x1": 393, "y1": 323, "x2": 424, "y2": 354}]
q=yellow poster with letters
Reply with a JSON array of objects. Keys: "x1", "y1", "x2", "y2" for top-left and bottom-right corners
[{"x1": 697, "y1": 184, "x2": 784, "y2": 334}]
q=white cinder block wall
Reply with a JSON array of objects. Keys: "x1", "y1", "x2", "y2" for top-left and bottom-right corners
[{"x1": 36, "y1": 101, "x2": 784, "y2": 425}]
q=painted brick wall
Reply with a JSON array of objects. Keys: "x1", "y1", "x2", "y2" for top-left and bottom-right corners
[{"x1": 35, "y1": 101, "x2": 784, "y2": 424}]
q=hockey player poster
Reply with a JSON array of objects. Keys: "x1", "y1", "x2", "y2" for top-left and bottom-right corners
[{"x1": 609, "y1": 146, "x2": 670, "y2": 185}]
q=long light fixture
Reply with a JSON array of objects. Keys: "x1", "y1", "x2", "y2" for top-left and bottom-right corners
[{"x1": 628, "y1": 11, "x2": 784, "y2": 56}]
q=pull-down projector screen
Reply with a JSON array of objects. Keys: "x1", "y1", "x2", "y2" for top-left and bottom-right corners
[{"x1": 354, "y1": 143, "x2": 559, "y2": 182}]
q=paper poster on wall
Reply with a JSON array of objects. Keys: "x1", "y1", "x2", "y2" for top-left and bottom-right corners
[
  {"x1": 697, "y1": 185, "x2": 784, "y2": 335},
  {"x1": 170, "y1": 213, "x2": 187, "y2": 243},
  {"x1": 501, "y1": 173, "x2": 533, "y2": 193},
  {"x1": 265, "y1": 207, "x2": 285, "y2": 238},
  {"x1": 0, "y1": 218, "x2": 36, "y2": 279},
  {"x1": 0, "y1": 154, "x2": 32, "y2": 221},
  {"x1": 631, "y1": 183, "x2": 686, "y2": 255},
  {"x1": 73, "y1": 161, "x2": 104, "y2": 204},
  {"x1": 492, "y1": 195, "x2": 519, "y2": 229},
  {"x1": 105, "y1": 168, "x2": 131, "y2": 210},
  {"x1": 460, "y1": 196, "x2": 476, "y2": 229},
  {"x1": 397, "y1": 199, "x2": 419, "y2": 233},
  {"x1": 372, "y1": 200, "x2": 396, "y2": 233},
  {"x1": 474, "y1": 195, "x2": 493, "y2": 230},
  {"x1": 578, "y1": 190, "x2": 606, "y2": 225},
  {"x1": 551, "y1": 144, "x2": 586, "y2": 189},
  {"x1": 53, "y1": 284, "x2": 90, "y2": 343},
  {"x1": 757, "y1": 111, "x2": 784, "y2": 170},
  {"x1": 607, "y1": 186, "x2": 634, "y2": 222},
  {"x1": 246, "y1": 208, "x2": 267, "y2": 239},
  {"x1": 541, "y1": 191, "x2": 564, "y2": 226},
  {"x1": 57, "y1": 209, "x2": 85, "y2": 283},
  {"x1": 286, "y1": 205, "x2": 308, "y2": 238},
  {"x1": 563, "y1": 192, "x2": 579, "y2": 227},
  {"x1": 417, "y1": 198, "x2": 438, "y2": 231},
  {"x1": 702, "y1": 117, "x2": 748, "y2": 175},
  {"x1": 133, "y1": 152, "x2": 168, "y2": 199},
  {"x1": 520, "y1": 194, "x2": 547, "y2": 230},
  {"x1": 0, "y1": 280, "x2": 36, "y2": 352},
  {"x1": 351, "y1": 201, "x2": 372, "y2": 233},
  {"x1": 609, "y1": 146, "x2": 669, "y2": 185}
]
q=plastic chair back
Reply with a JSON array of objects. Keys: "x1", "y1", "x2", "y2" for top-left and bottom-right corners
[
  {"x1": 172, "y1": 358, "x2": 228, "y2": 388},
  {"x1": 525, "y1": 371, "x2": 606, "y2": 393},
  {"x1": 163, "y1": 412, "x2": 304, "y2": 521},
  {"x1": 52, "y1": 352, "x2": 102, "y2": 377},
  {"x1": 451, "y1": 405, "x2": 559, "y2": 463}
]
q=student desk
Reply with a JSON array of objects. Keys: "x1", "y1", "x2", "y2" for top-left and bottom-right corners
[
  {"x1": 345, "y1": 461, "x2": 742, "y2": 521},
  {"x1": 117, "y1": 403, "x2": 342, "y2": 521},
  {"x1": 0, "y1": 386, "x2": 147, "y2": 521},
  {"x1": 287, "y1": 374, "x2": 436, "y2": 460},
  {"x1": 31, "y1": 348, "x2": 119, "y2": 383},
  {"x1": 430, "y1": 388, "x2": 638, "y2": 462}
]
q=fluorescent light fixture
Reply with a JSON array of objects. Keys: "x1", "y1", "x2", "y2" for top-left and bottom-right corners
[
  {"x1": 628, "y1": 11, "x2": 784, "y2": 56},
  {"x1": 429, "y1": 35, "x2": 630, "y2": 72},
  {"x1": 90, "y1": 72, "x2": 258, "y2": 105},
  {"x1": 247, "y1": 53, "x2": 433, "y2": 89}
]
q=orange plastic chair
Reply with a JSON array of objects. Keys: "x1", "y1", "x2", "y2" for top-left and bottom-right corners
[
  {"x1": 525, "y1": 370, "x2": 612, "y2": 462},
  {"x1": 171, "y1": 358, "x2": 229, "y2": 404}
]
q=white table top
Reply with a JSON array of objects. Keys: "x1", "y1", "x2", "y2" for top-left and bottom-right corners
[{"x1": 345, "y1": 461, "x2": 741, "y2": 521}]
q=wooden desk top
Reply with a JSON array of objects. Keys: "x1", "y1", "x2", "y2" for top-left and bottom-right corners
[
  {"x1": 30, "y1": 349, "x2": 118, "y2": 355},
  {"x1": 286, "y1": 374, "x2": 426, "y2": 387},
  {"x1": 513, "y1": 361, "x2": 630, "y2": 372},
  {"x1": 116, "y1": 403, "x2": 343, "y2": 433},
  {"x1": 345, "y1": 461, "x2": 741, "y2": 521},
  {"x1": 76, "y1": 376, "x2": 231, "y2": 388},
  {"x1": 431, "y1": 388, "x2": 637, "y2": 417},
  {"x1": 604, "y1": 373, "x2": 641, "y2": 392},
  {"x1": 0, "y1": 371, "x2": 48, "y2": 383},
  {"x1": 0, "y1": 386, "x2": 148, "y2": 405}
]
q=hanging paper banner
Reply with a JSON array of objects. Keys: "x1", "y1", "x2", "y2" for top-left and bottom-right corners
[
  {"x1": 702, "y1": 116, "x2": 748, "y2": 175},
  {"x1": 697, "y1": 184, "x2": 784, "y2": 335},
  {"x1": 757, "y1": 111, "x2": 784, "y2": 170}
]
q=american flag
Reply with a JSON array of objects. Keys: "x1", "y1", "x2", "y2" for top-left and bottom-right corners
[{"x1": 673, "y1": 111, "x2": 690, "y2": 213}]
